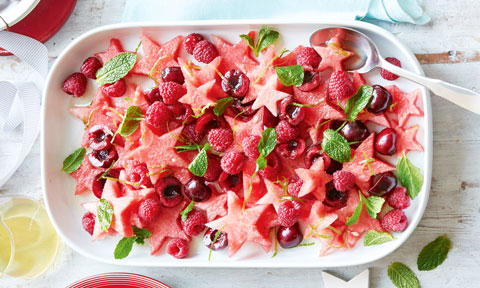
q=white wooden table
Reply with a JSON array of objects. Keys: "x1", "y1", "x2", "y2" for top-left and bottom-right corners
[{"x1": 1, "y1": 0, "x2": 480, "y2": 287}]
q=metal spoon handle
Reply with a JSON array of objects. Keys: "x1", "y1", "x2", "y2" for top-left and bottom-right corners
[{"x1": 380, "y1": 59, "x2": 480, "y2": 114}]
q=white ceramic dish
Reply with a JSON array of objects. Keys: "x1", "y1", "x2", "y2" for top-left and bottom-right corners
[
  {"x1": 41, "y1": 20, "x2": 432, "y2": 267},
  {"x1": 0, "y1": 0, "x2": 39, "y2": 30}
]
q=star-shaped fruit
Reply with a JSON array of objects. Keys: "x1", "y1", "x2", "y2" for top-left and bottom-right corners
[
  {"x1": 179, "y1": 57, "x2": 222, "y2": 88},
  {"x1": 391, "y1": 123, "x2": 423, "y2": 156},
  {"x1": 256, "y1": 179, "x2": 285, "y2": 212},
  {"x1": 212, "y1": 32, "x2": 257, "y2": 73},
  {"x1": 294, "y1": 158, "x2": 332, "y2": 200},
  {"x1": 95, "y1": 38, "x2": 125, "y2": 64},
  {"x1": 386, "y1": 85, "x2": 423, "y2": 128},
  {"x1": 314, "y1": 34, "x2": 353, "y2": 71},
  {"x1": 242, "y1": 159, "x2": 263, "y2": 207},
  {"x1": 302, "y1": 201, "x2": 338, "y2": 239},
  {"x1": 357, "y1": 111, "x2": 391, "y2": 128},
  {"x1": 243, "y1": 203, "x2": 278, "y2": 252},
  {"x1": 194, "y1": 187, "x2": 228, "y2": 222},
  {"x1": 69, "y1": 89, "x2": 114, "y2": 129},
  {"x1": 179, "y1": 79, "x2": 218, "y2": 112},
  {"x1": 342, "y1": 133, "x2": 395, "y2": 192},
  {"x1": 71, "y1": 157, "x2": 104, "y2": 195},
  {"x1": 224, "y1": 107, "x2": 265, "y2": 151},
  {"x1": 251, "y1": 74, "x2": 290, "y2": 116}
]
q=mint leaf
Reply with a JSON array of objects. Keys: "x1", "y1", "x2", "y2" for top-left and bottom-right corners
[
  {"x1": 388, "y1": 262, "x2": 420, "y2": 288},
  {"x1": 275, "y1": 65, "x2": 304, "y2": 87},
  {"x1": 114, "y1": 237, "x2": 136, "y2": 259},
  {"x1": 257, "y1": 128, "x2": 277, "y2": 157},
  {"x1": 417, "y1": 234, "x2": 451, "y2": 271},
  {"x1": 132, "y1": 225, "x2": 152, "y2": 244},
  {"x1": 180, "y1": 200, "x2": 195, "y2": 222},
  {"x1": 213, "y1": 97, "x2": 234, "y2": 116},
  {"x1": 361, "y1": 194, "x2": 385, "y2": 219},
  {"x1": 257, "y1": 26, "x2": 279, "y2": 56},
  {"x1": 396, "y1": 153, "x2": 423, "y2": 200},
  {"x1": 188, "y1": 143, "x2": 210, "y2": 177},
  {"x1": 97, "y1": 198, "x2": 113, "y2": 232},
  {"x1": 96, "y1": 52, "x2": 137, "y2": 85},
  {"x1": 117, "y1": 106, "x2": 143, "y2": 137},
  {"x1": 62, "y1": 147, "x2": 86, "y2": 173},
  {"x1": 256, "y1": 155, "x2": 267, "y2": 171},
  {"x1": 239, "y1": 34, "x2": 255, "y2": 52},
  {"x1": 345, "y1": 85, "x2": 374, "y2": 121},
  {"x1": 321, "y1": 129, "x2": 351, "y2": 163},
  {"x1": 346, "y1": 192, "x2": 363, "y2": 226},
  {"x1": 364, "y1": 230, "x2": 395, "y2": 246}
]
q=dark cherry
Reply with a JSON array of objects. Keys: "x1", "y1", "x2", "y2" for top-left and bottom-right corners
[
  {"x1": 279, "y1": 96, "x2": 305, "y2": 126},
  {"x1": 145, "y1": 88, "x2": 162, "y2": 104},
  {"x1": 297, "y1": 70, "x2": 321, "y2": 92},
  {"x1": 161, "y1": 66, "x2": 185, "y2": 84},
  {"x1": 87, "y1": 125, "x2": 113, "y2": 150},
  {"x1": 339, "y1": 121, "x2": 370, "y2": 148},
  {"x1": 184, "y1": 177, "x2": 212, "y2": 202},
  {"x1": 304, "y1": 145, "x2": 342, "y2": 174},
  {"x1": 375, "y1": 128, "x2": 397, "y2": 155},
  {"x1": 277, "y1": 223, "x2": 303, "y2": 248},
  {"x1": 88, "y1": 147, "x2": 118, "y2": 168},
  {"x1": 128, "y1": 164, "x2": 153, "y2": 189},
  {"x1": 278, "y1": 138, "x2": 306, "y2": 160},
  {"x1": 322, "y1": 182, "x2": 347, "y2": 209},
  {"x1": 167, "y1": 103, "x2": 194, "y2": 124},
  {"x1": 203, "y1": 228, "x2": 228, "y2": 251},
  {"x1": 155, "y1": 176, "x2": 184, "y2": 207},
  {"x1": 218, "y1": 172, "x2": 243, "y2": 192},
  {"x1": 194, "y1": 111, "x2": 226, "y2": 136},
  {"x1": 221, "y1": 69, "x2": 250, "y2": 98},
  {"x1": 369, "y1": 172, "x2": 397, "y2": 196},
  {"x1": 92, "y1": 168, "x2": 120, "y2": 199},
  {"x1": 322, "y1": 153, "x2": 343, "y2": 175},
  {"x1": 181, "y1": 122, "x2": 203, "y2": 144},
  {"x1": 367, "y1": 85, "x2": 392, "y2": 114},
  {"x1": 232, "y1": 99, "x2": 257, "y2": 121}
]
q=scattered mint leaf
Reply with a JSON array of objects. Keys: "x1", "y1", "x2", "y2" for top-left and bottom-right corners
[
  {"x1": 417, "y1": 234, "x2": 451, "y2": 271},
  {"x1": 321, "y1": 129, "x2": 351, "y2": 163},
  {"x1": 132, "y1": 225, "x2": 152, "y2": 244},
  {"x1": 388, "y1": 262, "x2": 420, "y2": 288},
  {"x1": 62, "y1": 147, "x2": 86, "y2": 173},
  {"x1": 96, "y1": 52, "x2": 137, "y2": 85},
  {"x1": 239, "y1": 34, "x2": 255, "y2": 52},
  {"x1": 97, "y1": 198, "x2": 113, "y2": 232},
  {"x1": 361, "y1": 193, "x2": 385, "y2": 219},
  {"x1": 396, "y1": 153, "x2": 424, "y2": 200},
  {"x1": 256, "y1": 26, "x2": 279, "y2": 56},
  {"x1": 114, "y1": 237, "x2": 136, "y2": 259},
  {"x1": 364, "y1": 230, "x2": 395, "y2": 246},
  {"x1": 213, "y1": 97, "x2": 234, "y2": 116},
  {"x1": 275, "y1": 65, "x2": 304, "y2": 87},
  {"x1": 115, "y1": 106, "x2": 144, "y2": 137},
  {"x1": 188, "y1": 143, "x2": 210, "y2": 177},
  {"x1": 256, "y1": 155, "x2": 267, "y2": 172},
  {"x1": 180, "y1": 200, "x2": 195, "y2": 222},
  {"x1": 344, "y1": 85, "x2": 374, "y2": 121},
  {"x1": 346, "y1": 192, "x2": 363, "y2": 226},
  {"x1": 257, "y1": 128, "x2": 277, "y2": 157}
]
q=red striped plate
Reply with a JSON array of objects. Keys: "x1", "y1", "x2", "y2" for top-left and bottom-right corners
[{"x1": 66, "y1": 272, "x2": 171, "y2": 288}]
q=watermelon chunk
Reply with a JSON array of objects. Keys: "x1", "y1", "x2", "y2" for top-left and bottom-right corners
[
  {"x1": 194, "y1": 186, "x2": 228, "y2": 222},
  {"x1": 392, "y1": 123, "x2": 424, "y2": 156},
  {"x1": 95, "y1": 38, "x2": 125, "y2": 64},
  {"x1": 224, "y1": 107, "x2": 265, "y2": 153},
  {"x1": 243, "y1": 203, "x2": 278, "y2": 252},
  {"x1": 256, "y1": 179, "x2": 284, "y2": 212},
  {"x1": 211, "y1": 31, "x2": 257, "y2": 73},
  {"x1": 313, "y1": 34, "x2": 353, "y2": 71},
  {"x1": 242, "y1": 159, "x2": 264, "y2": 207},
  {"x1": 71, "y1": 157, "x2": 103, "y2": 195},
  {"x1": 386, "y1": 85, "x2": 424, "y2": 128},
  {"x1": 294, "y1": 158, "x2": 332, "y2": 200},
  {"x1": 251, "y1": 74, "x2": 290, "y2": 116}
]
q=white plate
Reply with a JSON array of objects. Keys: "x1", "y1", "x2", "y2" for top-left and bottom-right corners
[
  {"x1": 0, "y1": 0, "x2": 39, "y2": 30},
  {"x1": 41, "y1": 20, "x2": 432, "y2": 267}
]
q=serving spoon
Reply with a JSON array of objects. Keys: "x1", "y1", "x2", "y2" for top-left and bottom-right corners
[{"x1": 310, "y1": 27, "x2": 480, "y2": 114}]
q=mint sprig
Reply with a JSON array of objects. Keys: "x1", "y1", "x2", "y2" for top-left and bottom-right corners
[
  {"x1": 180, "y1": 200, "x2": 195, "y2": 222},
  {"x1": 364, "y1": 230, "x2": 395, "y2": 246},
  {"x1": 213, "y1": 97, "x2": 234, "y2": 116},
  {"x1": 240, "y1": 26, "x2": 279, "y2": 57},
  {"x1": 275, "y1": 65, "x2": 304, "y2": 87},
  {"x1": 321, "y1": 129, "x2": 351, "y2": 163},
  {"x1": 396, "y1": 153, "x2": 423, "y2": 200},
  {"x1": 96, "y1": 52, "x2": 137, "y2": 85},
  {"x1": 361, "y1": 193, "x2": 385, "y2": 219},
  {"x1": 346, "y1": 191, "x2": 363, "y2": 226},
  {"x1": 254, "y1": 128, "x2": 277, "y2": 176},
  {"x1": 97, "y1": 198, "x2": 114, "y2": 232},
  {"x1": 114, "y1": 226, "x2": 152, "y2": 259},
  {"x1": 62, "y1": 147, "x2": 86, "y2": 173},
  {"x1": 417, "y1": 234, "x2": 451, "y2": 271},
  {"x1": 343, "y1": 85, "x2": 374, "y2": 121},
  {"x1": 188, "y1": 143, "x2": 210, "y2": 177},
  {"x1": 388, "y1": 262, "x2": 420, "y2": 288}
]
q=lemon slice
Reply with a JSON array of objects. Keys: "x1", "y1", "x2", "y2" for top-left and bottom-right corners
[
  {"x1": 0, "y1": 198, "x2": 59, "y2": 279},
  {"x1": 0, "y1": 215, "x2": 14, "y2": 278}
]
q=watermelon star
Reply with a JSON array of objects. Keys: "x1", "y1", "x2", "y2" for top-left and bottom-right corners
[
  {"x1": 243, "y1": 202, "x2": 278, "y2": 253},
  {"x1": 179, "y1": 79, "x2": 218, "y2": 112},
  {"x1": 303, "y1": 201, "x2": 338, "y2": 239},
  {"x1": 179, "y1": 57, "x2": 222, "y2": 88},
  {"x1": 342, "y1": 134, "x2": 395, "y2": 193},
  {"x1": 69, "y1": 89, "x2": 114, "y2": 129},
  {"x1": 71, "y1": 157, "x2": 104, "y2": 195},
  {"x1": 251, "y1": 75, "x2": 290, "y2": 116},
  {"x1": 212, "y1": 32, "x2": 258, "y2": 73},
  {"x1": 294, "y1": 158, "x2": 332, "y2": 201},
  {"x1": 314, "y1": 34, "x2": 353, "y2": 71},
  {"x1": 386, "y1": 85, "x2": 423, "y2": 128},
  {"x1": 225, "y1": 107, "x2": 266, "y2": 150},
  {"x1": 256, "y1": 179, "x2": 285, "y2": 212},
  {"x1": 95, "y1": 38, "x2": 126, "y2": 64},
  {"x1": 391, "y1": 123, "x2": 424, "y2": 157},
  {"x1": 194, "y1": 187, "x2": 228, "y2": 222}
]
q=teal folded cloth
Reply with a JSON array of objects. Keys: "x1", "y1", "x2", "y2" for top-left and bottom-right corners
[{"x1": 122, "y1": 0, "x2": 430, "y2": 25}]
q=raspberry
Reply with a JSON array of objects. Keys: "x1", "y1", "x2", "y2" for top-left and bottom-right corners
[
  {"x1": 181, "y1": 122, "x2": 202, "y2": 144},
  {"x1": 259, "y1": 152, "x2": 282, "y2": 180},
  {"x1": 184, "y1": 33, "x2": 204, "y2": 55},
  {"x1": 204, "y1": 155, "x2": 222, "y2": 182},
  {"x1": 275, "y1": 120, "x2": 299, "y2": 144},
  {"x1": 159, "y1": 82, "x2": 186, "y2": 105},
  {"x1": 277, "y1": 200, "x2": 302, "y2": 227},
  {"x1": 380, "y1": 57, "x2": 401, "y2": 81},
  {"x1": 128, "y1": 163, "x2": 152, "y2": 189},
  {"x1": 80, "y1": 57, "x2": 102, "y2": 79},
  {"x1": 332, "y1": 171, "x2": 355, "y2": 192},
  {"x1": 207, "y1": 128, "x2": 233, "y2": 152},
  {"x1": 287, "y1": 176, "x2": 303, "y2": 197},
  {"x1": 242, "y1": 135, "x2": 261, "y2": 159},
  {"x1": 220, "y1": 152, "x2": 246, "y2": 175},
  {"x1": 168, "y1": 103, "x2": 194, "y2": 124},
  {"x1": 327, "y1": 71, "x2": 355, "y2": 101},
  {"x1": 387, "y1": 187, "x2": 411, "y2": 210},
  {"x1": 138, "y1": 196, "x2": 162, "y2": 223},
  {"x1": 381, "y1": 209, "x2": 408, "y2": 232},
  {"x1": 145, "y1": 101, "x2": 173, "y2": 132},
  {"x1": 193, "y1": 40, "x2": 218, "y2": 64},
  {"x1": 102, "y1": 79, "x2": 126, "y2": 98},
  {"x1": 182, "y1": 209, "x2": 207, "y2": 236},
  {"x1": 82, "y1": 212, "x2": 95, "y2": 235},
  {"x1": 62, "y1": 72, "x2": 87, "y2": 97},
  {"x1": 296, "y1": 47, "x2": 321, "y2": 68},
  {"x1": 145, "y1": 88, "x2": 162, "y2": 104},
  {"x1": 166, "y1": 238, "x2": 189, "y2": 259}
]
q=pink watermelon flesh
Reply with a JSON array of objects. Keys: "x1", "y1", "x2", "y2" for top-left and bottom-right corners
[{"x1": 95, "y1": 38, "x2": 125, "y2": 64}]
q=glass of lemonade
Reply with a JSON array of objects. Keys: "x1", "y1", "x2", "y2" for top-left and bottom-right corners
[{"x1": 0, "y1": 196, "x2": 59, "y2": 279}]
